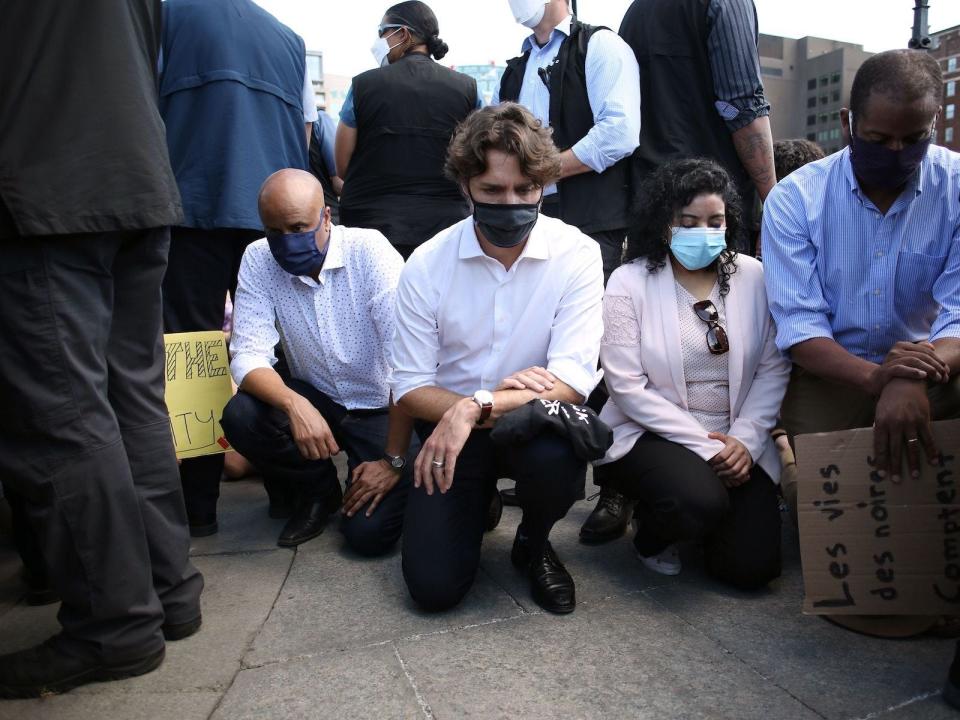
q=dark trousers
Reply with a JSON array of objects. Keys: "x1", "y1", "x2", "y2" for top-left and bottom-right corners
[
  {"x1": 162, "y1": 226, "x2": 261, "y2": 519},
  {"x1": 0, "y1": 228, "x2": 203, "y2": 662},
  {"x1": 541, "y1": 195, "x2": 624, "y2": 283},
  {"x1": 402, "y1": 425, "x2": 585, "y2": 612},
  {"x1": 596, "y1": 432, "x2": 781, "y2": 590},
  {"x1": 0, "y1": 480, "x2": 46, "y2": 586},
  {"x1": 220, "y1": 379, "x2": 414, "y2": 556}
]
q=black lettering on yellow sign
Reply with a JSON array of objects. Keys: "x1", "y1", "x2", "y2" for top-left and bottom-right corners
[{"x1": 165, "y1": 339, "x2": 228, "y2": 381}]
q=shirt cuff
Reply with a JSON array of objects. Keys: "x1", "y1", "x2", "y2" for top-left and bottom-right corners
[
  {"x1": 723, "y1": 101, "x2": 771, "y2": 133},
  {"x1": 570, "y1": 136, "x2": 607, "y2": 175},
  {"x1": 230, "y1": 354, "x2": 275, "y2": 388},
  {"x1": 774, "y1": 312, "x2": 834, "y2": 354},
  {"x1": 930, "y1": 316, "x2": 960, "y2": 343},
  {"x1": 547, "y1": 360, "x2": 601, "y2": 403},
  {"x1": 389, "y1": 371, "x2": 437, "y2": 403}
]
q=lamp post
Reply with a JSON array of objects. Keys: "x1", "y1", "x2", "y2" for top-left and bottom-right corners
[{"x1": 908, "y1": 0, "x2": 939, "y2": 51}]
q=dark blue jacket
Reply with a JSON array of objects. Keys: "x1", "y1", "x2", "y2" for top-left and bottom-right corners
[{"x1": 160, "y1": 0, "x2": 307, "y2": 231}]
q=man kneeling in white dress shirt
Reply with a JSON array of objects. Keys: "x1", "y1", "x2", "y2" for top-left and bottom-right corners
[
  {"x1": 221, "y1": 169, "x2": 415, "y2": 552},
  {"x1": 390, "y1": 103, "x2": 605, "y2": 614}
]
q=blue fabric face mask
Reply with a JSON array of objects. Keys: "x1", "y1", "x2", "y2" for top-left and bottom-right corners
[
  {"x1": 266, "y1": 224, "x2": 327, "y2": 277},
  {"x1": 669, "y1": 227, "x2": 727, "y2": 271}
]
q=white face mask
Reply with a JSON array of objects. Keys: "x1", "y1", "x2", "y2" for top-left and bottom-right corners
[
  {"x1": 370, "y1": 28, "x2": 402, "y2": 68},
  {"x1": 508, "y1": 0, "x2": 548, "y2": 29}
]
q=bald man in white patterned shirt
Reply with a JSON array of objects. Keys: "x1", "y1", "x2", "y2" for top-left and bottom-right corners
[{"x1": 221, "y1": 169, "x2": 416, "y2": 553}]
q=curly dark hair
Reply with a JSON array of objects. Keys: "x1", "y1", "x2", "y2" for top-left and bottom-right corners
[
  {"x1": 625, "y1": 158, "x2": 743, "y2": 296},
  {"x1": 774, "y1": 139, "x2": 825, "y2": 181}
]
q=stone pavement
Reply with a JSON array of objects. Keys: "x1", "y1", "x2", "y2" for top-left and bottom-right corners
[{"x1": 0, "y1": 474, "x2": 954, "y2": 720}]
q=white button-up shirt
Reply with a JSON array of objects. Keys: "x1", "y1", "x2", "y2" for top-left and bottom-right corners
[
  {"x1": 230, "y1": 225, "x2": 403, "y2": 410},
  {"x1": 389, "y1": 215, "x2": 604, "y2": 402}
]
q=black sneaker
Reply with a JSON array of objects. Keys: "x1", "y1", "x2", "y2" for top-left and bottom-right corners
[{"x1": 0, "y1": 636, "x2": 164, "y2": 698}]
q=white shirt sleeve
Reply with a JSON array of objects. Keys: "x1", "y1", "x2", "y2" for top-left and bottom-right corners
[
  {"x1": 302, "y1": 60, "x2": 319, "y2": 123},
  {"x1": 545, "y1": 240, "x2": 605, "y2": 400},
  {"x1": 388, "y1": 257, "x2": 442, "y2": 402},
  {"x1": 229, "y1": 246, "x2": 281, "y2": 386}
]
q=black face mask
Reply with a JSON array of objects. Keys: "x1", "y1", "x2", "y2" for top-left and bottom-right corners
[
  {"x1": 848, "y1": 111, "x2": 934, "y2": 190},
  {"x1": 470, "y1": 193, "x2": 542, "y2": 248}
]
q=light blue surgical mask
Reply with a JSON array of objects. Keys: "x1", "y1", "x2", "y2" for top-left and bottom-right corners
[{"x1": 669, "y1": 227, "x2": 727, "y2": 271}]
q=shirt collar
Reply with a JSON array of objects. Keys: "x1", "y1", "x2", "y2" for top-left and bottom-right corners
[
  {"x1": 520, "y1": 14, "x2": 572, "y2": 53},
  {"x1": 457, "y1": 216, "x2": 552, "y2": 262},
  {"x1": 295, "y1": 224, "x2": 343, "y2": 287},
  {"x1": 841, "y1": 145, "x2": 926, "y2": 200}
]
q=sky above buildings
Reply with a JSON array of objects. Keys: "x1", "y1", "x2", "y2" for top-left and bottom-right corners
[{"x1": 255, "y1": 0, "x2": 960, "y2": 78}]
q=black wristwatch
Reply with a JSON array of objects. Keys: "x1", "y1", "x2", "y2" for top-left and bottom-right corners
[{"x1": 383, "y1": 452, "x2": 405, "y2": 474}]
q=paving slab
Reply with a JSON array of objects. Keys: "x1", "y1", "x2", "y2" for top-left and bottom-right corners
[
  {"x1": 0, "y1": 549, "x2": 292, "y2": 699},
  {"x1": 246, "y1": 526, "x2": 525, "y2": 666},
  {"x1": 189, "y1": 478, "x2": 287, "y2": 556},
  {"x1": 875, "y1": 693, "x2": 955, "y2": 719},
  {"x1": 396, "y1": 592, "x2": 821, "y2": 720},
  {"x1": 644, "y1": 566, "x2": 952, "y2": 720},
  {"x1": 0, "y1": 690, "x2": 220, "y2": 720},
  {"x1": 214, "y1": 642, "x2": 422, "y2": 720}
]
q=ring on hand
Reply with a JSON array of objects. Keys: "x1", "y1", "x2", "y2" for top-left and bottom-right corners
[
  {"x1": 431, "y1": 459, "x2": 446, "y2": 468},
  {"x1": 906, "y1": 438, "x2": 919, "y2": 445}
]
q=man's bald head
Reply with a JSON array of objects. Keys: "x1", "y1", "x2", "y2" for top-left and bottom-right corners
[{"x1": 258, "y1": 169, "x2": 327, "y2": 234}]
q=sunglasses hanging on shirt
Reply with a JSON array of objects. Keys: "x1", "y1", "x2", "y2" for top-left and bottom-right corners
[{"x1": 692, "y1": 300, "x2": 730, "y2": 355}]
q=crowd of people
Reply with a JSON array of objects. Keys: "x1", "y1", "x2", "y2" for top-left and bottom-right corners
[{"x1": 0, "y1": 0, "x2": 957, "y2": 705}]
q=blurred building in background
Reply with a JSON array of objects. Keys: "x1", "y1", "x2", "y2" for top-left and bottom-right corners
[
  {"x1": 758, "y1": 34, "x2": 872, "y2": 154},
  {"x1": 451, "y1": 62, "x2": 506, "y2": 106},
  {"x1": 931, "y1": 24, "x2": 960, "y2": 150}
]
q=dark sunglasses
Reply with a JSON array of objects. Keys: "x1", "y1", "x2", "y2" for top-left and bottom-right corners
[
  {"x1": 692, "y1": 300, "x2": 730, "y2": 355},
  {"x1": 377, "y1": 23, "x2": 410, "y2": 37}
]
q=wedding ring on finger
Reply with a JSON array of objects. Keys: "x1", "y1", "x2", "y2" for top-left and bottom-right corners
[
  {"x1": 431, "y1": 458, "x2": 446, "y2": 469},
  {"x1": 907, "y1": 438, "x2": 919, "y2": 445}
]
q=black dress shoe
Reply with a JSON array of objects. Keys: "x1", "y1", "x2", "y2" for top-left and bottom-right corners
[
  {"x1": 162, "y1": 615, "x2": 202, "y2": 641},
  {"x1": 0, "y1": 636, "x2": 164, "y2": 698},
  {"x1": 528, "y1": 543, "x2": 576, "y2": 614},
  {"x1": 23, "y1": 568, "x2": 59, "y2": 607},
  {"x1": 277, "y1": 499, "x2": 337, "y2": 547},
  {"x1": 485, "y1": 491, "x2": 503, "y2": 532},
  {"x1": 187, "y1": 513, "x2": 218, "y2": 538},
  {"x1": 579, "y1": 486, "x2": 630, "y2": 544}
]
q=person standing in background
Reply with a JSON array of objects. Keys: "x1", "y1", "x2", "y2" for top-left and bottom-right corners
[
  {"x1": 496, "y1": 0, "x2": 641, "y2": 284},
  {"x1": 583, "y1": 0, "x2": 777, "y2": 545},
  {"x1": 160, "y1": 0, "x2": 317, "y2": 537},
  {"x1": 335, "y1": 1, "x2": 479, "y2": 259},
  {"x1": 310, "y1": 112, "x2": 343, "y2": 225},
  {"x1": 0, "y1": 0, "x2": 203, "y2": 697}
]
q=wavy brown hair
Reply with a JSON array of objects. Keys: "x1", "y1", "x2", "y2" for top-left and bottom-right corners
[{"x1": 445, "y1": 103, "x2": 561, "y2": 188}]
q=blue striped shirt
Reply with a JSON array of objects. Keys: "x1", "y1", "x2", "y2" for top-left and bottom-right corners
[
  {"x1": 491, "y1": 16, "x2": 641, "y2": 196},
  {"x1": 762, "y1": 145, "x2": 960, "y2": 363},
  {"x1": 706, "y1": 0, "x2": 769, "y2": 132}
]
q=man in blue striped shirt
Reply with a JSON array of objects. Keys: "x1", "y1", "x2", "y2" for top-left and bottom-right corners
[{"x1": 763, "y1": 50, "x2": 960, "y2": 507}]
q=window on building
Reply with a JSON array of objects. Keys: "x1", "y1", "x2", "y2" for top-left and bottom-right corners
[
  {"x1": 949, "y1": 80, "x2": 957, "y2": 97},
  {"x1": 948, "y1": 104, "x2": 956, "y2": 120},
  {"x1": 760, "y1": 66, "x2": 783, "y2": 77},
  {"x1": 817, "y1": 130, "x2": 829, "y2": 142},
  {"x1": 947, "y1": 127, "x2": 955, "y2": 144},
  {"x1": 305, "y1": 54, "x2": 322, "y2": 83},
  {"x1": 807, "y1": 96, "x2": 817, "y2": 108},
  {"x1": 819, "y1": 113, "x2": 828, "y2": 124},
  {"x1": 807, "y1": 133, "x2": 817, "y2": 141},
  {"x1": 808, "y1": 78, "x2": 817, "y2": 90},
  {"x1": 830, "y1": 128, "x2": 840, "y2": 140},
  {"x1": 806, "y1": 114, "x2": 816, "y2": 126},
  {"x1": 831, "y1": 90, "x2": 841, "y2": 102},
  {"x1": 831, "y1": 111, "x2": 840, "y2": 121},
  {"x1": 831, "y1": 72, "x2": 841, "y2": 84},
  {"x1": 820, "y1": 95, "x2": 829, "y2": 105},
  {"x1": 819, "y1": 75, "x2": 829, "y2": 87},
  {"x1": 949, "y1": 57, "x2": 958, "y2": 72}
]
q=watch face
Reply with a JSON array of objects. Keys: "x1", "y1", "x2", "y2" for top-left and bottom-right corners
[
  {"x1": 390, "y1": 456, "x2": 405, "y2": 469},
  {"x1": 475, "y1": 390, "x2": 494, "y2": 406}
]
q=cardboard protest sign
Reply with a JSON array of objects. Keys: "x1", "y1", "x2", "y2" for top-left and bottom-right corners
[
  {"x1": 796, "y1": 419, "x2": 960, "y2": 616},
  {"x1": 163, "y1": 331, "x2": 233, "y2": 460}
]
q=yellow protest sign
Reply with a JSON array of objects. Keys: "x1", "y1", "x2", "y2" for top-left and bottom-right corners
[{"x1": 163, "y1": 330, "x2": 233, "y2": 459}]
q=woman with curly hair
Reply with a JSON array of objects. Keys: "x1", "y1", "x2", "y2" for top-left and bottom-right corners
[{"x1": 592, "y1": 158, "x2": 791, "y2": 590}]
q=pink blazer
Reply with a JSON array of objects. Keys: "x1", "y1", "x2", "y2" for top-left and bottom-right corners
[{"x1": 596, "y1": 255, "x2": 791, "y2": 483}]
